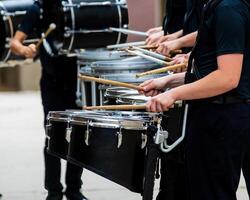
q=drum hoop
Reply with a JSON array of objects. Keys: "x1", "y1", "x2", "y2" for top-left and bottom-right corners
[
  {"x1": 115, "y1": 0, "x2": 122, "y2": 44},
  {"x1": 0, "y1": 2, "x2": 13, "y2": 62},
  {"x1": 67, "y1": 0, "x2": 75, "y2": 53}
]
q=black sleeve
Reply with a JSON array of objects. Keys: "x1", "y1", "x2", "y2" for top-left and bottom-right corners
[
  {"x1": 18, "y1": 3, "x2": 41, "y2": 35},
  {"x1": 214, "y1": 3, "x2": 247, "y2": 56}
]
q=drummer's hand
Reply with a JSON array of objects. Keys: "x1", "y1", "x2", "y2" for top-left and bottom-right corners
[
  {"x1": 156, "y1": 40, "x2": 181, "y2": 56},
  {"x1": 155, "y1": 33, "x2": 180, "y2": 46},
  {"x1": 146, "y1": 91, "x2": 176, "y2": 112},
  {"x1": 145, "y1": 30, "x2": 164, "y2": 46},
  {"x1": 146, "y1": 27, "x2": 163, "y2": 35},
  {"x1": 139, "y1": 77, "x2": 168, "y2": 97},
  {"x1": 21, "y1": 44, "x2": 37, "y2": 58},
  {"x1": 169, "y1": 54, "x2": 189, "y2": 73}
]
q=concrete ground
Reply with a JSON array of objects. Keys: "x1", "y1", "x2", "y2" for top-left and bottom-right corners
[{"x1": 0, "y1": 92, "x2": 248, "y2": 200}]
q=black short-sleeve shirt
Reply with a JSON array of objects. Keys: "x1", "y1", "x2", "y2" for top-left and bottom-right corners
[
  {"x1": 163, "y1": 0, "x2": 186, "y2": 34},
  {"x1": 18, "y1": 2, "x2": 77, "y2": 76},
  {"x1": 193, "y1": 0, "x2": 250, "y2": 99},
  {"x1": 183, "y1": 0, "x2": 208, "y2": 35}
]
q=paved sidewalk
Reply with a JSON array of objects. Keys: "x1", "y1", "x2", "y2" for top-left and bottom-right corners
[{"x1": 0, "y1": 92, "x2": 248, "y2": 200}]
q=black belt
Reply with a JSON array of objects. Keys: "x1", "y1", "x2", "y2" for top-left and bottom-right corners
[{"x1": 212, "y1": 96, "x2": 250, "y2": 104}]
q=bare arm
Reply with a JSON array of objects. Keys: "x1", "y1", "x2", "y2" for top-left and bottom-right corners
[
  {"x1": 146, "y1": 54, "x2": 243, "y2": 111},
  {"x1": 10, "y1": 31, "x2": 37, "y2": 58},
  {"x1": 156, "y1": 31, "x2": 198, "y2": 55}
]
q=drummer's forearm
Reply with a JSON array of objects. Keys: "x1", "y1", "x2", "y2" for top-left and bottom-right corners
[
  {"x1": 166, "y1": 72, "x2": 186, "y2": 88},
  {"x1": 10, "y1": 31, "x2": 27, "y2": 56},
  {"x1": 176, "y1": 31, "x2": 198, "y2": 48}
]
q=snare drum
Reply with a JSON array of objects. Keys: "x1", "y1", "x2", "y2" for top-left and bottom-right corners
[
  {"x1": 67, "y1": 111, "x2": 160, "y2": 193},
  {"x1": 104, "y1": 87, "x2": 148, "y2": 105},
  {"x1": 79, "y1": 59, "x2": 162, "y2": 106},
  {"x1": 0, "y1": 0, "x2": 39, "y2": 64},
  {"x1": 76, "y1": 48, "x2": 131, "y2": 106},
  {"x1": 46, "y1": 110, "x2": 78, "y2": 159},
  {"x1": 42, "y1": 0, "x2": 128, "y2": 54}
]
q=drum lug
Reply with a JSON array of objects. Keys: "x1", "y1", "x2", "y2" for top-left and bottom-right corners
[
  {"x1": 155, "y1": 129, "x2": 168, "y2": 145},
  {"x1": 45, "y1": 123, "x2": 52, "y2": 139},
  {"x1": 116, "y1": 127, "x2": 123, "y2": 149},
  {"x1": 66, "y1": 127, "x2": 72, "y2": 143},
  {"x1": 85, "y1": 121, "x2": 92, "y2": 146},
  {"x1": 141, "y1": 134, "x2": 147, "y2": 149}
]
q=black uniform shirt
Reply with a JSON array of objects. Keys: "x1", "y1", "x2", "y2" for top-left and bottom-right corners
[
  {"x1": 183, "y1": 0, "x2": 208, "y2": 35},
  {"x1": 193, "y1": 0, "x2": 250, "y2": 99},
  {"x1": 18, "y1": 2, "x2": 77, "y2": 77},
  {"x1": 164, "y1": 0, "x2": 186, "y2": 34}
]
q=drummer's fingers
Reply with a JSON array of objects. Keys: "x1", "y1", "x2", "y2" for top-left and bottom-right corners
[
  {"x1": 140, "y1": 79, "x2": 153, "y2": 87},
  {"x1": 29, "y1": 44, "x2": 37, "y2": 52}
]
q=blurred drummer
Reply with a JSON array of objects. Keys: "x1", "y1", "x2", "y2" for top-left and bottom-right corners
[
  {"x1": 140, "y1": 0, "x2": 250, "y2": 199},
  {"x1": 10, "y1": 1, "x2": 87, "y2": 200}
]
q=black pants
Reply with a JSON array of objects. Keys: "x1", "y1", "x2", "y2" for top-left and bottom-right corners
[
  {"x1": 41, "y1": 69, "x2": 83, "y2": 194},
  {"x1": 186, "y1": 102, "x2": 250, "y2": 200},
  {"x1": 157, "y1": 108, "x2": 188, "y2": 200},
  {"x1": 157, "y1": 146, "x2": 188, "y2": 200}
]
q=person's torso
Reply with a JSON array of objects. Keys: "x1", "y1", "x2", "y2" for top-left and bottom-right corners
[{"x1": 193, "y1": 0, "x2": 250, "y2": 99}]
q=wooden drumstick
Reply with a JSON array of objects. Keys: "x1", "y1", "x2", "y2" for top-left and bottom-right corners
[
  {"x1": 136, "y1": 63, "x2": 187, "y2": 78},
  {"x1": 78, "y1": 74, "x2": 143, "y2": 90},
  {"x1": 36, "y1": 23, "x2": 56, "y2": 49},
  {"x1": 83, "y1": 105, "x2": 146, "y2": 110},
  {"x1": 126, "y1": 49, "x2": 169, "y2": 66}
]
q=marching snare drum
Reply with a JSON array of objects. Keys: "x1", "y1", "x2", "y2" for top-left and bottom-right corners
[
  {"x1": 46, "y1": 110, "x2": 100, "y2": 159},
  {"x1": 76, "y1": 48, "x2": 131, "y2": 106},
  {"x1": 67, "y1": 111, "x2": 160, "y2": 193},
  {"x1": 46, "y1": 110, "x2": 78, "y2": 159},
  {"x1": 0, "y1": 0, "x2": 39, "y2": 64},
  {"x1": 104, "y1": 87, "x2": 148, "y2": 105},
  {"x1": 42, "y1": 0, "x2": 128, "y2": 54},
  {"x1": 79, "y1": 59, "x2": 162, "y2": 106}
]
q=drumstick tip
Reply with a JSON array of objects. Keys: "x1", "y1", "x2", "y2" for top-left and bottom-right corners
[{"x1": 49, "y1": 23, "x2": 57, "y2": 30}]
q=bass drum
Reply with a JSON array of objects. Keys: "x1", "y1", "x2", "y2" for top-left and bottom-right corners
[
  {"x1": 0, "y1": 0, "x2": 38, "y2": 64},
  {"x1": 42, "y1": 0, "x2": 129, "y2": 54}
]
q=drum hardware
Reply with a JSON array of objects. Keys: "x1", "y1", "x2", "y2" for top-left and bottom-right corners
[
  {"x1": 65, "y1": 119, "x2": 72, "y2": 143},
  {"x1": 85, "y1": 120, "x2": 92, "y2": 146},
  {"x1": 36, "y1": 23, "x2": 57, "y2": 49},
  {"x1": 141, "y1": 133, "x2": 147, "y2": 149},
  {"x1": 126, "y1": 49, "x2": 170, "y2": 66},
  {"x1": 136, "y1": 63, "x2": 187, "y2": 78},
  {"x1": 0, "y1": 10, "x2": 27, "y2": 17},
  {"x1": 62, "y1": 1, "x2": 127, "y2": 8},
  {"x1": 160, "y1": 104, "x2": 188, "y2": 153},
  {"x1": 116, "y1": 126, "x2": 123, "y2": 148},
  {"x1": 78, "y1": 74, "x2": 143, "y2": 90},
  {"x1": 109, "y1": 27, "x2": 148, "y2": 37},
  {"x1": 107, "y1": 41, "x2": 145, "y2": 50},
  {"x1": 132, "y1": 46, "x2": 173, "y2": 62},
  {"x1": 45, "y1": 123, "x2": 52, "y2": 140}
]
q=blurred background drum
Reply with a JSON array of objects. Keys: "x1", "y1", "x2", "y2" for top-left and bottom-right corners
[
  {"x1": 0, "y1": 0, "x2": 39, "y2": 65},
  {"x1": 42, "y1": 0, "x2": 129, "y2": 55}
]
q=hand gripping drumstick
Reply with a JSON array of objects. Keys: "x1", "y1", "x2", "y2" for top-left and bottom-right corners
[
  {"x1": 136, "y1": 63, "x2": 187, "y2": 78},
  {"x1": 78, "y1": 74, "x2": 143, "y2": 90},
  {"x1": 83, "y1": 105, "x2": 147, "y2": 111},
  {"x1": 36, "y1": 23, "x2": 56, "y2": 49}
]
